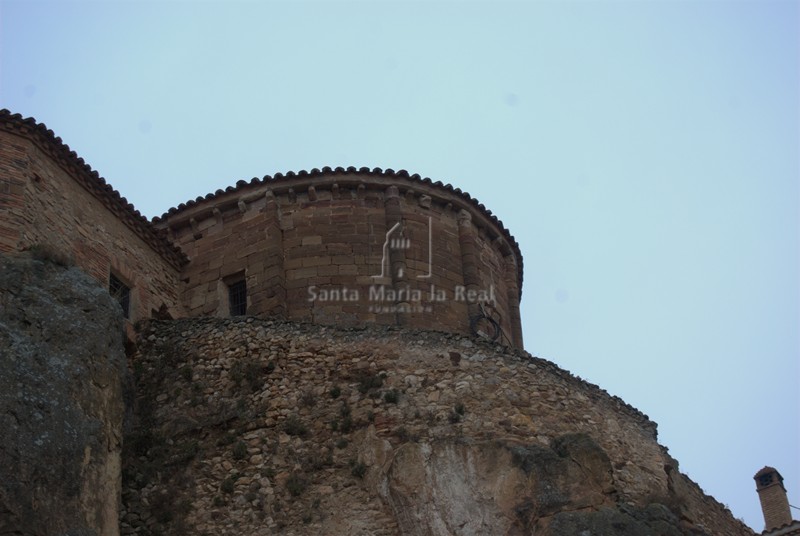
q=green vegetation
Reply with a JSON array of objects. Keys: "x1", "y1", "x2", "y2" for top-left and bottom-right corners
[
  {"x1": 27, "y1": 243, "x2": 73, "y2": 267},
  {"x1": 350, "y1": 460, "x2": 367, "y2": 479},
  {"x1": 229, "y1": 359, "x2": 264, "y2": 392},
  {"x1": 357, "y1": 371, "x2": 385, "y2": 394},
  {"x1": 284, "y1": 414, "x2": 310, "y2": 438},
  {"x1": 339, "y1": 403, "x2": 353, "y2": 433},
  {"x1": 286, "y1": 473, "x2": 308, "y2": 497},
  {"x1": 232, "y1": 440, "x2": 248, "y2": 460}
]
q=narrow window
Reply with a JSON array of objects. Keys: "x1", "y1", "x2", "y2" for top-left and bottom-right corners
[
  {"x1": 109, "y1": 273, "x2": 131, "y2": 319},
  {"x1": 228, "y1": 279, "x2": 247, "y2": 316}
]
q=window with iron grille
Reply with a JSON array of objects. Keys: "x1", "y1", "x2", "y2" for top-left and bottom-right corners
[
  {"x1": 228, "y1": 279, "x2": 247, "y2": 316},
  {"x1": 109, "y1": 273, "x2": 131, "y2": 319}
]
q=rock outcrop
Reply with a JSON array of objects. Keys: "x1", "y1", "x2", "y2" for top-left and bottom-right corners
[
  {"x1": 0, "y1": 250, "x2": 753, "y2": 535},
  {"x1": 121, "y1": 317, "x2": 753, "y2": 536},
  {"x1": 0, "y1": 252, "x2": 126, "y2": 536}
]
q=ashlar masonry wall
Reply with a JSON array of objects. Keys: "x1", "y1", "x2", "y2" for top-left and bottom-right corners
[
  {"x1": 156, "y1": 171, "x2": 524, "y2": 348},
  {"x1": 0, "y1": 127, "x2": 183, "y2": 326}
]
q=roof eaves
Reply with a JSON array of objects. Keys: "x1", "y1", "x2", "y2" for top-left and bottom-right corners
[
  {"x1": 0, "y1": 109, "x2": 188, "y2": 269},
  {"x1": 154, "y1": 166, "x2": 524, "y2": 293}
]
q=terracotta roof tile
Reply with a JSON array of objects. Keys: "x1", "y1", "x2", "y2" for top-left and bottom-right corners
[{"x1": 0, "y1": 109, "x2": 188, "y2": 269}]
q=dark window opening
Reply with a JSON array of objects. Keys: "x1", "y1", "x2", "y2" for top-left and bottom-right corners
[
  {"x1": 758, "y1": 473, "x2": 774, "y2": 487},
  {"x1": 228, "y1": 279, "x2": 247, "y2": 316},
  {"x1": 109, "y1": 273, "x2": 131, "y2": 319}
]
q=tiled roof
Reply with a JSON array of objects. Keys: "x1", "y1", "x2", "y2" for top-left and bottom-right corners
[
  {"x1": 0, "y1": 109, "x2": 188, "y2": 269},
  {"x1": 756, "y1": 467, "x2": 781, "y2": 478},
  {"x1": 154, "y1": 166, "x2": 524, "y2": 291},
  {"x1": 762, "y1": 520, "x2": 800, "y2": 536}
]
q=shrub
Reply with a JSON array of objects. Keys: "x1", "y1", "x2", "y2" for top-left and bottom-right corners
[
  {"x1": 383, "y1": 389, "x2": 399, "y2": 404},
  {"x1": 284, "y1": 415, "x2": 309, "y2": 438},
  {"x1": 27, "y1": 243, "x2": 73, "y2": 267},
  {"x1": 351, "y1": 461, "x2": 367, "y2": 479},
  {"x1": 307, "y1": 451, "x2": 333, "y2": 471},
  {"x1": 339, "y1": 402, "x2": 353, "y2": 433},
  {"x1": 179, "y1": 365, "x2": 192, "y2": 381},
  {"x1": 448, "y1": 411, "x2": 462, "y2": 424},
  {"x1": 171, "y1": 439, "x2": 199, "y2": 466},
  {"x1": 221, "y1": 477, "x2": 235, "y2": 494},
  {"x1": 329, "y1": 385, "x2": 341, "y2": 399},
  {"x1": 300, "y1": 390, "x2": 316, "y2": 407},
  {"x1": 340, "y1": 416, "x2": 353, "y2": 433},
  {"x1": 357, "y1": 371, "x2": 384, "y2": 394},
  {"x1": 286, "y1": 473, "x2": 308, "y2": 497},
  {"x1": 232, "y1": 440, "x2": 248, "y2": 460},
  {"x1": 455, "y1": 402, "x2": 465, "y2": 415},
  {"x1": 335, "y1": 438, "x2": 349, "y2": 449},
  {"x1": 396, "y1": 427, "x2": 410, "y2": 442},
  {"x1": 230, "y1": 359, "x2": 264, "y2": 392},
  {"x1": 217, "y1": 433, "x2": 236, "y2": 446}
]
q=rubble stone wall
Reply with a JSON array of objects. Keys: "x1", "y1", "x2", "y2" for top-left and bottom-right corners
[{"x1": 121, "y1": 317, "x2": 752, "y2": 536}]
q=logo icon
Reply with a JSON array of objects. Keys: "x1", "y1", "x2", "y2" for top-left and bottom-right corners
[{"x1": 373, "y1": 217, "x2": 432, "y2": 280}]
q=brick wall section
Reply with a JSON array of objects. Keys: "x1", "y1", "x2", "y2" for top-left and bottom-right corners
[
  {"x1": 158, "y1": 174, "x2": 523, "y2": 347},
  {"x1": 756, "y1": 479, "x2": 792, "y2": 530},
  {"x1": 0, "y1": 129, "x2": 183, "y2": 325},
  {"x1": 0, "y1": 133, "x2": 27, "y2": 252}
]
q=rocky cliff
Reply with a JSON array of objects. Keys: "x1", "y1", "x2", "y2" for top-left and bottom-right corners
[
  {"x1": 0, "y1": 250, "x2": 752, "y2": 535},
  {"x1": 0, "y1": 252, "x2": 126, "y2": 536},
  {"x1": 121, "y1": 317, "x2": 753, "y2": 536}
]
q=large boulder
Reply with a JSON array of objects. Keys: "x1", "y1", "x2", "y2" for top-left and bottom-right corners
[{"x1": 0, "y1": 253, "x2": 126, "y2": 536}]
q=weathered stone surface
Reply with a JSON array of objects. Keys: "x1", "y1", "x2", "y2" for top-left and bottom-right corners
[
  {"x1": 121, "y1": 317, "x2": 753, "y2": 536},
  {"x1": 546, "y1": 504, "x2": 687, "y2": 536},
  {"x1": 381, "y1": 437, "x2": 611, "y2": 536},
  {"x1": 0, "y1": 253, "x2": 126, "y2": 536}
]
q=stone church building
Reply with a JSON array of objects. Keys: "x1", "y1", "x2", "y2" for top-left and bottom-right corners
[
  {"x1": 0, "y1": 108, "x2": 522, "y2": 348},
  {"x1": 1, "y1": 108, "x2": 795, "y2": 535}
]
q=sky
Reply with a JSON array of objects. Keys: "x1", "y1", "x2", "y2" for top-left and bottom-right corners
[{"x1": 1, "y1": 0, "x2": 798, "y2": 530}]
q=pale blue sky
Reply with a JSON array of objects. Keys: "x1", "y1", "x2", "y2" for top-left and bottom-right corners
[{"x1": 2, "y1": 0, "x2": 797, "y2": 529}]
